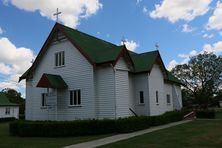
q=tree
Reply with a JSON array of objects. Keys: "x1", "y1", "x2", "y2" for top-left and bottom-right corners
[
  {"x1": 171, "y1": 52, "x2": 222, "y2": 108},
  {"x1": 1, "y1": 88, "x2": 25, "y2": 114}
]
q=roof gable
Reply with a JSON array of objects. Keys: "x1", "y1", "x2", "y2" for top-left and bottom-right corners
[{"x1": 0, "y1": 92, "x2": 18, "y2": 106}]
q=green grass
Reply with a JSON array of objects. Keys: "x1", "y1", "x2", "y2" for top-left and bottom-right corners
[
  {"x1": 0, "y1": 122, "x2": 111, "y2": 148},
  {"x1": 99, "y1": 120, "x2": 222, "y2": 148},
  {"x1": 215, "y1": 108, "x2": 222, "y2": 119}
]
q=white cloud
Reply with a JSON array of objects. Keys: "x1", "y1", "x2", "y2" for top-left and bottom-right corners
[
  {"x1": 121, "y1": 39, "x2": 139, "y2": 51},
  {"x1": 182, "y1": 24, "x2": 194, "y2": 33},
  {"x1": 0, "y1": 27, "x2": 3, "y2": 35},
  {"x1": 0, "y1": 37, "x2": 35, "y2": 91},
  {"x1": 5, "y1": 0, "x2": 102, "y2": 28},
  {"x1": 207, "y1": 1, "x2": 222, "y2": 30},
  {"x1": 136, "y1": 0, "x2": 142, "y2": 5},
  {"x1": 202, "y1": 33, "x2": 214, "y2": 38},
  {"x1": 203, "y1": 41, "x2": 222, "y2": 53},
  {"x1": 149, "y1": 0, "x2": 212, "y2": 23},
  {"x1": 178, "y1": 50, "x2": 198, "y2": 59},
  {"x1": 167, "y1": 60, "x2": 178, "y2": 70},
  {"x1": 143, "y1": 6, "x2": 148, "y2": 13}
]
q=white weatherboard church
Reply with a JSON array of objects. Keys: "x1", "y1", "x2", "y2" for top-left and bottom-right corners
[{"x1": 19, "y1": 23, "x2": 183, "y2": 121}]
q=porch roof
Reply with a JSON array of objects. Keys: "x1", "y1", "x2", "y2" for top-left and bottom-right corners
[{"x1": 36, "y1": 73, "x2": 68, "y2": 89}]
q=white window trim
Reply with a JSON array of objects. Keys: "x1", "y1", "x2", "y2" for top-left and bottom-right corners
[
  {"x1": 69, "y1": 89, "x2": 81, "y2": 106},
  {"x1": 55, "y1": 51, "x2": 65, "y2": 68}
]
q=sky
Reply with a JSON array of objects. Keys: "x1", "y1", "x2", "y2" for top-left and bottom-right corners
[{"x1": 0, "y1": 0, "x2": 222, "y2": 96}]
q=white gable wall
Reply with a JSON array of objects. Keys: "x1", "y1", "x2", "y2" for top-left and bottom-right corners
[
  {"x1": 115, "y1": 57, "x2": 132, "y2": 118},
  {"x1": 133, "y1": 74, "x2": 150, "y2": 116},
  {"x1": 25, "y1": 38, "x2": 95, "y2": 120},
  {"x1": 164, "y1": 83, "x2": 174, "y2": 111},
  {"x1": 95, "y1": 65, "x2": 116, "y2": 119},
  {"x1": 148, "y1": 64, "x2": 166, "y2": 116},
  {"x1": 0, "y1": 106, "x2": 19, "y2": 119}
]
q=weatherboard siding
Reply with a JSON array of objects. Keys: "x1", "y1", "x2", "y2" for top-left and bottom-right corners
[
  {"x1": 0, "y1": 106, "x2": 19, "y2": 119},
  {"x1": 164, "y1": 83, "x2": 173, "y2": 111},
  {"x1": 134, "y1": 74, "x2": 150, "y2": 116},
  {"x1": 148, "y1": 64, "x2": 166, "y2": 116},
  {"x1": 95, "y1": 66, "x2": 116, "y2": 119},
  {"x1": 25, "y1": 38, "x2": 95, "y2": 120}
]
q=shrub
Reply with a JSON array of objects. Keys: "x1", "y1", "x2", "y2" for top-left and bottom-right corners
[
  {"x1": 9, "y1": 110, "x2": 184, "y2": 137},
  {"x1": 196, "y1": 109, "x2": 215, "y2": 119},
  {"x1": 0, "y1": 117, "x2": 16, "y2": 122}
]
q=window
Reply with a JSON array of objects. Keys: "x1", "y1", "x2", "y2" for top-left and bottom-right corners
[
  {"x1": 42, "y1": 93, "x2": 47, "y2": 107},
  {"x1": 156, "y1": 91, "x2": 159, "y2": 104},
  {"x1": 139, "y1": 91, "x2": 144, "y2": 104},
  {"x1": 55, "y1": 51, "x2": 65, "y2": 67},
  {"x1": 166, "y1": 94, "x2": 171, "y2": 104},
  {"x1": 70, "y1": 90, "x2": 81, "y2": 106},
  {"x1": 5, "y1": 107, "x2": 10, "y2": 115}
]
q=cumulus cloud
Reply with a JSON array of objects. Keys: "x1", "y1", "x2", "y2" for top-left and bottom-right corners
[
  {"x1": 202, "y1": 33, "x2": 214, "y2": 39},
  {"x1": 0, "y1": 27, "x2": 3, "y2": 35},
  {"x1": 182, "y1": 24, "x2": 194, "y2": 33},
  {"x1": 121, "y1": 39, "x2": 139, "y2": 51},
  {"x1": 0, "y1": 37, "x2": 35, "y2": 90},
  {"x1": 149, "y1": 0, "x2": 212, "y2": 23},
  {"x1": 4, "y1": 0, "x2": 102, "y2": 28},
  {"x1": 143, "y1": 6, "x2": 148, "y2": 13},
  {"x1": 167, "y1": 60, "x2": 178, "y2": 70},
  {"x1": 203, "y1": 41, "x2": 222, "y2": 53},
  {"x1": 207, "y1": 1, "x2": 222, "y2": 30},
  {"x1": 169, "y1": 41, "x2": 222, "y2": 70}
]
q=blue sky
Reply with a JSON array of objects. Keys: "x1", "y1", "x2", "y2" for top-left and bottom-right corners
[{"x1": 0, "y1": 0, "x2": 222, "y2": 96}]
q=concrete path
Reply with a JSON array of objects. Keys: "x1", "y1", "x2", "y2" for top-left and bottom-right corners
[{"x1": 63, "y1": 120, "x2": 192, "y2": 148}]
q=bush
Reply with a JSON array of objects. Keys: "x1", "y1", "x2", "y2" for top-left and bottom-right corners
[
  {"x1": 9, "y1": 110, "x2": 184, "y2": 137},
  {"x1": 196, "y1": 109, "x2": 215, "y2": 119},
  {"x1": 0, "y1": 117, "x2": 16, "y2": 122}
]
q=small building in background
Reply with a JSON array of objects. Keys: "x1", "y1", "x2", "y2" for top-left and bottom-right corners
[{"x1": 0, "y1": 92, "x2": 19, "y2": 119}]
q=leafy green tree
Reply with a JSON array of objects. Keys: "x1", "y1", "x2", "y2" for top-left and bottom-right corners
[{"x1": 171, "y1": 52, "x2": 222, "y2": 108}]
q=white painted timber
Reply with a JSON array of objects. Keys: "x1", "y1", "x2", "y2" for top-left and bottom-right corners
[
  {"x1": 25, "y1": 36, "x2": 95, "y2": 121},
  {"x1": 0, "y1": 106, "x2": 19, "y2": 119}
]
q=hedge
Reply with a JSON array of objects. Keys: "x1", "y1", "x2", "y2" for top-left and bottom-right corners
[
  {"x1": 10, "y1": 110, "x2": 184, "y2": 137},
  {"x1": 0, "y1": 117, "x2": 16, "y2": 122},
  {"x1": 196, "y1": 109, "x2": 215, "y2": 119}
]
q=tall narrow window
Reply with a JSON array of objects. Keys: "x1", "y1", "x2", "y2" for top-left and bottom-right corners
[
  {"x1": 166, "y1": 94, "x2": 171, "y2": 104},
  {"x1": 55, "y1": 51, "x2": 65, "y2": 67},
  {"x1": 156, "y1": 91, "x2": 159, "y2": 104},
  {"x1": 42, "y1": 93, "x2": 47, "y2": 107},
  {"x1": 139, "y1": 91, "x2": 144, "y2": 104},
  {"x1": 70, "y1": 90, "x2": 81, "y2": 106},
  {"x1": 5, "y1": 107, "x2": 10, "y2": 115}
]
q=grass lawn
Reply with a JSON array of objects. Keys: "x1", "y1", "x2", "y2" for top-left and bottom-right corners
[
  {"x1": 99, "y1": 120, "x2": 222, "y2": 148},
  {"x1": 0, "y1": 122, "x2": 111, "y2": 148}
]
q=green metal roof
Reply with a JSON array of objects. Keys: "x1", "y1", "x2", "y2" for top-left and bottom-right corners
[
  {"x1": 20, "y1": 23, "x2": 182, "y2": 85},
  {"x1": 166, "y1": 71, "x2": 183, "y2": 84},
  {"x1": 129, "y1": 50, "x2": 159, "y2": 73},
  {"x1": 0, "y1": 92, "x2": 18, "y2": 106},
  {"x1": 61, "y1": 25, "x2": 123, "y2": 63},
  {"x1": 36, "y1": 73, "x2": 68, "y2": 89}
]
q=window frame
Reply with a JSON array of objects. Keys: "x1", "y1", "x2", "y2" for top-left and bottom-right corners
[
  {"x1": 55, "y1": 51, "x2": 65, "y2": 67},
  {"x1": 41, "y1": 93, "x2": 47, "y2": 107},
  {"x1": 5, "y1": 107, "x2": 10, "y2": 115},
  {"x1": 69, "y1": 89, "x2": 81, "y2": 106},
  {"x1": 166, "y1": 94, "x2": 171, "y2": 104},
  {"x1": 139, "y1": 91, "x2": 144, "y2": 104},
  {"x1": 156, "y1": 91, "x2": 159, "y2": 105}
]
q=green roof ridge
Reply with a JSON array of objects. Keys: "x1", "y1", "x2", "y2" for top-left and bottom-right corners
[{"x1": 0, "y1": 92, "x2": 18, "y2": 106}]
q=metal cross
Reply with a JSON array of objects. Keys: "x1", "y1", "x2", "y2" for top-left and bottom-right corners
[
  {"x1": 53, "y1": 8, "x2": 62, "y2": 22},
  {"x1": 121, "y1": 36, "x2": 126, "y2": 45},
  {"x1": 155, "y1": 43, "x2": 159, "y2": 50}
]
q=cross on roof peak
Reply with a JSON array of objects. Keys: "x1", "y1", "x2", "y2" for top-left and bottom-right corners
[{"x1": 53, "y1": 8, "x2": 62, "y2": 22}]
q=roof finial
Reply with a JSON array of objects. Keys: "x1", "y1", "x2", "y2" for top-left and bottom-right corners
[
  {"x1": 53, "y1": 8, "x2": 62, "y2": 22},
  {"x1": 121, "y1": 36, "x2": 126, "y2": 45},
  {"x1": 155, "y1": 42, "x2": 159, "y2": 50}
]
